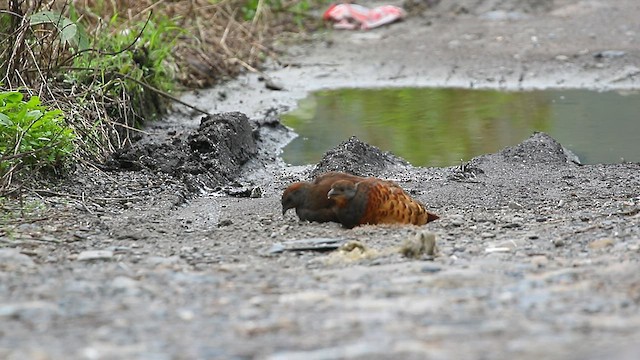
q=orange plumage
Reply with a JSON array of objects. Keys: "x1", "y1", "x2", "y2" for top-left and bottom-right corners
[
  {"x1": 281, "y1": 172, "x2": 366, "y2": 223},
  {"x1": 327, "y1": 178, "x2": 439, "y2": 228}
]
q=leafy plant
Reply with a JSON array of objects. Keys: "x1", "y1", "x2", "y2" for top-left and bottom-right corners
[
  {"x1": 0, "y1": 90, "x2": 75, "y2": 173},
  {"x1": 68, "y1": 13, "x2": 182, "y2": 127}
]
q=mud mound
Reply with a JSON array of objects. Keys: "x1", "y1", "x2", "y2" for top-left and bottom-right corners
[
  {"x1": 110, "y1": 112, "x2": 257, "y2": 191},
  {"x1": 500, "y1": 132, "x2": 581, "y2": 165},
  {"x1": 312, "y1": 136, "x2": 409, "y2": 177}
]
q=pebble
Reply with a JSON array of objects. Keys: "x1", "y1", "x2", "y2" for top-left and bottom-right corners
[
  {"x1": 588, "y1": 238, "x2": 614, "y2": 250},
  {"x1": 77, "y1": 250, "x2": 114, "y2": 261},
  {"x1": 449, "y1": 215, "x2": 465, "y2": 227},
  {"x1": 421, "y1": 264, "x2": 442, "y2": 273},
  {"x1": 485, "y1": 247, "x2": 512, "y2": 253},
  {"x1": 250, "y1": 187, "x2": 263, "y2": 198},
  {"x1": 594, "y1": 50, "x2": 626, "y2": 59},
  {"x1": 508, "y1": 201, "x2": 524, "y2": 210},
  {"x1": 531, "y1": 255, "x2": 549, "y2": 268},
  {"x1": 628, "y1": 243, "x2": 640, "y2": 252},
  {"x1": 480, "y1": 232, "x2": 496, "y2": 239}
]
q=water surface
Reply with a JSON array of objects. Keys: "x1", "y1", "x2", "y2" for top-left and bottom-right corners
[{"x1": 281, "y1": 88, "x2": 640, "y2": 166}]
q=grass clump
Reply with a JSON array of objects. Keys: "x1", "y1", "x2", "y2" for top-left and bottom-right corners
[{"x1": 0, "y1": 90, "x2": 75, "y2": 188}]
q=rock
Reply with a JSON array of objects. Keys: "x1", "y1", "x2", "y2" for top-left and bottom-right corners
[
  {"x1": 531, "y1": 255, "x2": 549, "y2": 268},
  {"x1": 480, "y1": 232, "x2": 496, "y2": 239},
  {"x1": 594, "y1": 50, "x2": 626, "y2": 59},
  {"x1": 177, "y1": 308, "x2": 195, "y2": 321},
  {"x1": 400, "y1": 231, "x2": 438, "y2": 258},
  {"x1": 449, "y1": 215, "x2": 465, "y2": 227},
  {"x1": 0, "y1": 249, "x2": 36, "y2": 270},
  {"x1": 421, "y1": 264, "x2": 442, "y2": 273},
  {"x1": 250, "y1": 187, "x2": 263, "y2": 198},
  {"x1": 588, "y1": 238, "x2": 614, "y2": 250},
  {"x1": 485, "y1": 247, "x2": 511, "y2": 253},
  {"x1": 264, "y1": 78, "x2": 284, "y2": 91},
  {"x1": 218, "y1": 219, "x2": 233, "y2": 227},
  {"x1": 508, "y1": 201, "x2": 523, "y2": 210},
  {"x1": 77, "y1": 250, "x2": 114, "y2": 261}
]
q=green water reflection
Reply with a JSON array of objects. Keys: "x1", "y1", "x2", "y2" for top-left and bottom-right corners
[{"x1": 281, "y1": 88, "x2": 640, "y2": 166}]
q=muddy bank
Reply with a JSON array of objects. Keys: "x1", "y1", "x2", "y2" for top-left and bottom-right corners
[{"x1": 2, "y1": 0, "x2": 640, "y2": 359}]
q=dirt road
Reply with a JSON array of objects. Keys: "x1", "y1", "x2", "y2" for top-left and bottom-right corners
[{"x1": 2, "y1": 1, "x2": 640, "y2": 359}]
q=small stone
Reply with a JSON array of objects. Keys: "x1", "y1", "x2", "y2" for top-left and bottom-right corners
[
  {"x1": 218, "y1": 219, "x2": 233, "y2": 227},
  {"x1": 555, "y1": 55, "x2": 569, "y2": 61},
  {"x1": 250, "y1": 187, "x2": 263, "y2": 198},
  {"x1": 588, "y1": 238, "x2": 615, "y2": 250},
  {"x1": 485, "y1": 247, "x2": 511, "y2": 253},
  {"x1": 508, "y1": 201, "x2": 523, "y2": 210},
  {"x1": 503, "y1": 222, "x2": 522, "y2": 229},
  {"x1": 400, "y1": 231, "x2": 437, "y2": 258},
  {"x1": 480, "y1": 232, "x2": 496, "y2": 239},
  {"x1": 450, "y1": 215, "x2": 464, "y2": 227},
  {"x1": 594, "y1": 50, "x2": 626, "y2": 59},
  {"x1": 265, "y1": 78, "x2": 284, "y2": 91},
  {"x1": 421, "y1": 264, "x2": 442, "y2": 273},
  {"x1": 531, "y1": 255, "x2": 549, "y2": 268},
  {"x1": 76, "y1": 250, "x2": 113, "y2": 261},
  {"x1": 177, "y1": 309, "x2": 195, "y2": 321},
  {"x1": 553, "y1": 238, "x2": 565, "y2": 247}
]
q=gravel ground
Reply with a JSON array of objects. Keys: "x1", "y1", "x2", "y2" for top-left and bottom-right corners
[{"x1": 2, "y1": 1, "x2": 640, "y2": 359}]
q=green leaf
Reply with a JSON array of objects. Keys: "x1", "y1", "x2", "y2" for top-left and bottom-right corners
[
  {"x1": 0, "y1": 91, "x2": 23, "y2": 105},
  {"x1": 0, "y1": 113, "x2": 12, "y2": 126},
  {"x1": 30, "y1": 11, "x2": 89, "y2": 52}
]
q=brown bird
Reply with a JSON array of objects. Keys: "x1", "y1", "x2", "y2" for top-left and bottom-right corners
[
  {"x1": 327, "y1": 178, "x2": 439, "y2": 228},
  {"x1": 281, "y1": 172, "x2": 366, "y2": 223}
]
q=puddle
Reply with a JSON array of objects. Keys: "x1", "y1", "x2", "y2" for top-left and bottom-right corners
[{"x1": 281, "y1": 88, "x2": 640, "y2": 166}]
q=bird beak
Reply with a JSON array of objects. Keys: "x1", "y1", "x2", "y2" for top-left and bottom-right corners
[{"x1": 327, "y1": 189, "x2": 336, "y2": 198}]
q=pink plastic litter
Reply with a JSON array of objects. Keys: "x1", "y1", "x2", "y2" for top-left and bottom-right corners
[{"x1": 322, "y1": 3, "x2": 406, "y2": 30}]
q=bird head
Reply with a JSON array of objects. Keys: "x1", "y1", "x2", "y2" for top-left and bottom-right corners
[
  {"x1": 281, "y1": 182, "x2": 308, "y2": 215},
  {"x1": 327, "y1": 180, "x2": 358, "y2": 200}
]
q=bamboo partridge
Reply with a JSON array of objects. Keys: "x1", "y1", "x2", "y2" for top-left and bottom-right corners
[
  {"x1": 281, "y1": 172, "x2": 366, "y2": 223},
  {"x1": 327, "y1": 178, "x2": 439, "y2": 228}
]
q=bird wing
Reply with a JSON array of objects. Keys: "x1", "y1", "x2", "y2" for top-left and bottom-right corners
[{"x1": 360, "y1": 179, "x2": 437, "y2": 225}]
